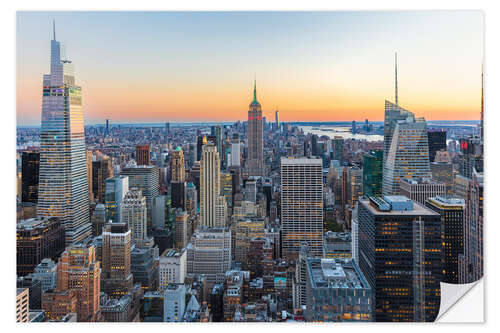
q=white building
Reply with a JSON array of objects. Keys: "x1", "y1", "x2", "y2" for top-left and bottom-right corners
[
  {"x1": 32, "y1": 258, "x2": 57, "y2": 292},
  {"x1": 231, "y1": 142, "x2": 241, "y2": 167},
  {"x1": 122, "y1": 188, "x2": 147, "y2": 246},
  {"x1": 163, "y1": 284, "x2": 186, "y2": 322},
  {"x1": 159, "y1": 249, "x2": 186, "y2": 290},
  {"x1": 200, "y1": 144, "x2": 220, "y2": 227}
]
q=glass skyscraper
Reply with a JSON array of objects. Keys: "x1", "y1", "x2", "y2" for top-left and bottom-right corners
[{"x1": 37, "y1": 23, "x2": 91, "y2": 245}]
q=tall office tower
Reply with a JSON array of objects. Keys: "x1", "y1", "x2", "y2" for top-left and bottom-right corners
[
  {"x1": 231, "y1": 140, "x2": 241, "y2": 167},
  {"x1": 427, "y1": 130, "x2": 447, "y2": 163},
  {"x1": 358, "y1": 196, "x2": 442, "y2": 322},
  {"x1": 280, "y1": 157, "x2": 323, "y2": 259},
  {"x1": 191, "y1": 161, "x2": 201, "y2": 202},
  {"x1": 57, "y1": 243, "x2": 101, "y2": 322},
  {"x1": 293, "y1": 244, "x2": 310, "y2": 309},
  {"x1": 92, "y1": 156, "x2": 114, "y2": 203},
  {"x1": 136, "y1": 144, "x2": 151, "y2": 166},
  {"x1": 159, "y1": 249, "x2": 186, "y2": 290},
  {"x1": 86, "y1": 150, "x2": 94, "y2": 203},
  {"x1": 37, "y1": 24, "x2": 91, "y2": 245},
  {"x1": 246, "y1": 80, "x2": 264, "y2": 177},
  {"x1": 171, "y1": 181, "x2": 186, "y2": 210},
  {"x1": 460, "y1": 170, "x2": 483, "y2": 283},
  {"x1": 196, "y1": 136, "x2": 204, "y2": 161},
  {"x1": 244, "y1": 180, "x2": 257, "y2": 203},
  {"x1": 211, "y1": 125, "x2": 223, "y2": 164},
  {"x1": 121, "y1": 165, "x2": 160, "y2": 226},
  {"x1": 186, "y1": 227, "x2": 231, "y2": 287},
  {"x1": 382, "y1": 118, "x2": 431, "y2": 196},
  {"x1": 332, "y1": 136, "x2": 344, "y2": 163},
  {"x1": 220, "y1": 172, "x2": 233, "y2": 208},
  {"x1": 351, "y1": 205, "x2": 359, "y2": 264},
  {"x1": 16, "y1": 217, "x2": 65, "y2": 276},
  {"x1": 383, "y1": 53, "x2": 416, "y2": 163},
  {"x1": 362, "y1": 150, "x2": 383, "y2": 197},
  {"x1": 200, "y1": 144, "x2": 221, "y2": 227},
  {"x1": 341, "y1": 167, "x2": 348, "y2": 219},
  {"x1": 352, "y1": 120, "x2": 357, "y2": 134},
  {"x1": 399, "y1": 178, "x2": 446, "y2": 205},
  {"x1": 105, "y1": 119, "x2": 109, "y2": 136},
  {"x1": 101, "y1": 221, "x2": 133, "y2": 298},
  {"x1": 304, "y1": 258, "x2": 372, "y2": 322},
  {"x1": 122, "y1": 188, "x2": 147, "y2": 246},
  {"x1": 175, "y1": 210, "x2": 188, "y2": 249},
  {"x1": 311, "y1": 135, "x2": 319, "y2": 156},
  {"x1": 232, "y1": 218, "x2": 265, "y2": 266},
  {"x1": 426, "y1": 196, "x2": 465, "y2": 283},
  {"x1": 171, "y1": 147, "x2": 185, "y2": 182},
  {"x1": 91, "y1": 203, "x2": 106, "y2": 236},
  {"x1": 165, "y1": 122, "x2": 170, "y2": 136},
  {"x1": 188, "y1": 143, "x2": 197, "y2": 167},
  {"x1": 275, "y1": 109, "x2": 279, "y2": 131},
  {"x1": 104, "y1": 175, "x2": 129, "y2": 224},
  {"x1": 350, "y1": 167, "x2": 363, "y2": 206},
  {"x1": 16, "y1": 288, "x2": 29, "y2": 322},
  {"x1": 185, "y1": 182, "x2": 197, "y2": 216},
  {"x1": 21, "y1": 150, "x2": 40, "y2": 203}
]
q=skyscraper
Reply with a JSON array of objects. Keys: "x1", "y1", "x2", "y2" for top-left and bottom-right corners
[
  {"x1": 37, "y1": 22, "x2": 91, "y2": 245},
  {"x1": 171, "y1": 147, "x2": 185, "y2": 182},
  {"x1": 122, "y1": 188, "x2": 148, "y2": 246},
  {"x1": 280, "y1": 157, "x2": 323, "y2": 259},
  {"x1": 136, "y1": 144, "x2": 151, "y2": 166},
  {"x1": 427, "y1": 130, "x2": 447, "y2": 163},
  {"x1": 104, "y1": 175, "x2": 129, "y2": 224},
  {"x1": 358, "y1": 196, "x2": 442, "y2": 322},
  {"x1": 200, "y1": 144, "x2": 221, "y2": 227},
  {"x1": 246, "y1": 80, "x2": 264, "y2": 176},
  {"x1": 362, "y1": 150, "x2": 383, "y2": 197},
  {"x1": 92, "y1": 156, "x2": 114, "y2": 203},
  {"x1": 332, "y1": 136, "x2": 344, "y2": 164},
  {"x1": 275, "y1": 109, "x2": 279, "y2": 131},
  {"x1": 101, "y1": 221, "x2": 133, "y2": 298},
  {"x1": 382, "y1": 119, "x2": 432, "y2": 196},
  {"x1": 21, "y1": 150, "x2": 39, "y2": 203}
]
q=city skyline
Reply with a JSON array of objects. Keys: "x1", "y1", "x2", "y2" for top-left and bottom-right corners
[{"x1": 17, "y1": 11, "x2": 483, "y2": 125}]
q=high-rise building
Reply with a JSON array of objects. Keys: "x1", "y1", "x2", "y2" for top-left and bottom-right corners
[
  {"x1": 37, "y1": 24, "x2": 91, "y2": 245},
  {"x1": 21, "y1": 150, "x2": 39, "y2": 203},
  {"x1": 186, "y1": 227, "x2": 231, "y2": 287},
  {"x1": 280, "y1": 157, "x2": 323, "y2": 259},
  {"x1": 304, "y1": 258, "x2": 372, "y2": 322},
  {"x1": 164, "y1": 284, "x2": 186, "y2": 322},
  {"x1": 104, "y1": 175, "x2": 129, "y2": 224},
  {"x1": 57, "y1": 242, "x2": 101, "y2": 322},
  {"x1": 175, "y1": 210, "x2": 188, "y2": 249},
  {"x1": 185, "y1": 182, "x2": 197, "y2": 216},
  {"x1": 159, "y1": 248, "x2": 186, "y2": 289},
  {"x1": 136, "y1": 144, "x2": 151, "y2": 166},
  {"x1": 332, "y1": 136, "x2": 344, "y2": 164},
  {"x1": 16, "y1": 288, "x2": 30, "y2": 322},
  {"x1": 165, "y1": 122, "x2": 170, "y2": 136},
  {"x1": 246, "y1": 80, "x2": 264, "y2": 176},
  {"x1": 86, "y1": 150, "x2": 94, "y2": 203},
  {"x1": 211, "y1": 125, "x2": 223, "y2": 165},
  {"x1": 427, "y1": 130, "x2": 447, "y2": 163},
  {"x1": 231, "y1": 141, "x2": 241, "y2": 167},
  {"x1": 382, "y1": 118, "x2": 431, "y2": 196},
  {"x1": 42, "y1": 289, "x2": 78, "y2": 321},
  {"x1": 362, "y1": 150, "x2": 383, "y2": 198},
  {"x1": 105, "y1": 119, "x2": 109, "y2": 135},
  {"x1": 171, "y1": 181, "x2": 186, "y2": 210},
  {"x1": 358, "y1": 196, "x2": 442, "y2": 322},
  {"x1": 101, "y1": 221, "x2": 133, "y2": 298},
  {"x1": 399, "y1": 178, "x2": 446, "y2": 205},
  {"x1": 92, "y1": 156, "x2": 114, "y2": 203},
  {"x1": 275, "y1": 109, "x2": 279, "y2": 131},
  {"x1": 91, "y1": 203, "x2": 106, "y2": 236},
  {"x1": 122, "y1": 188, "x2": 147, "y2": 246},
  {"x1": 121, "y1": 165, "x2": 160, "y2": 225},
  {"x1": 426, "y1": 196, "x2": 465, "y2": 284},
  {"x1": 171, "y1": 147, "x2": 185, "y2": 182},
  {"x1": 16, "y1": 217, "x2": 65, "y2": 276},
  {"x1": 32, "y1": 258, "x2": 58, "y2": 292},
  {"x1": 200, "y1": 144, "x2": 221, "y2": 227}
]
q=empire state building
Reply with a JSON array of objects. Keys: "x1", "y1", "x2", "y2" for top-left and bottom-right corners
[
  {"x1": 37, "y1": 22, "x2": 91, "y2": 245},
  {"x1": 246, "y1": 80, "x2": 264, "y2": 177}
]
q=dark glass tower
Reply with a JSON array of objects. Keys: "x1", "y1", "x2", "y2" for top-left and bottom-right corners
[
  {"x1": 21, "y1": 150, "x2": 40, "y2": 203},
  {"x1": 362, "y1": 150, "x2": 383, "y2": 198}
]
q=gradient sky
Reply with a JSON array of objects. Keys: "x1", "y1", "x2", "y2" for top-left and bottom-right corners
[{"x1": 16, "y1": 11, "x2": 483, "y2": 125}]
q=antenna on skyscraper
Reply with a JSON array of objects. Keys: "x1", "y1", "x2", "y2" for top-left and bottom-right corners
[
  {"x1": 395, "y1": 51, "x2": 398, "y2": 105},
  {"x1": 53, "y1": 20, "x2": 56, "y2": 41}
]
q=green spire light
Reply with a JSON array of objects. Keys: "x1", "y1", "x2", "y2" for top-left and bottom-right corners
[{"x1": 253, "y1": 78, "x2": 257, "y2": 103}]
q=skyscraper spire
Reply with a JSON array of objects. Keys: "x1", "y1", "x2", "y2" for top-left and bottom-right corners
[
  {"x1": 395, "y1": 52, "x2": 398, "y2": 105},
  {"x1": 480, "y1": 62, "x2": 484, "y2": 143},
  {"x1": 253, "y1": 77, "x2": 257, "y2": 103},
  {"x1": 53, "y1": 19, "x2": 56, "y2": 41}
]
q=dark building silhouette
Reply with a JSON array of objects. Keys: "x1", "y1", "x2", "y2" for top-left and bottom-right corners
[{"x1": 21, "y1": 150, "x2": 40, "y2": 203}]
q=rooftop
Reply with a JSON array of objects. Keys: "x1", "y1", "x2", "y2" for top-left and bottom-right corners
[{"x1": 361, "y1": 197, "x2": 439, "y2": 216}]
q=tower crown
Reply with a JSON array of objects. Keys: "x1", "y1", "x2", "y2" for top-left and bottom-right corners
[{"x1": 250, "y1": 78, "x2": 261, "y2": 107}]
